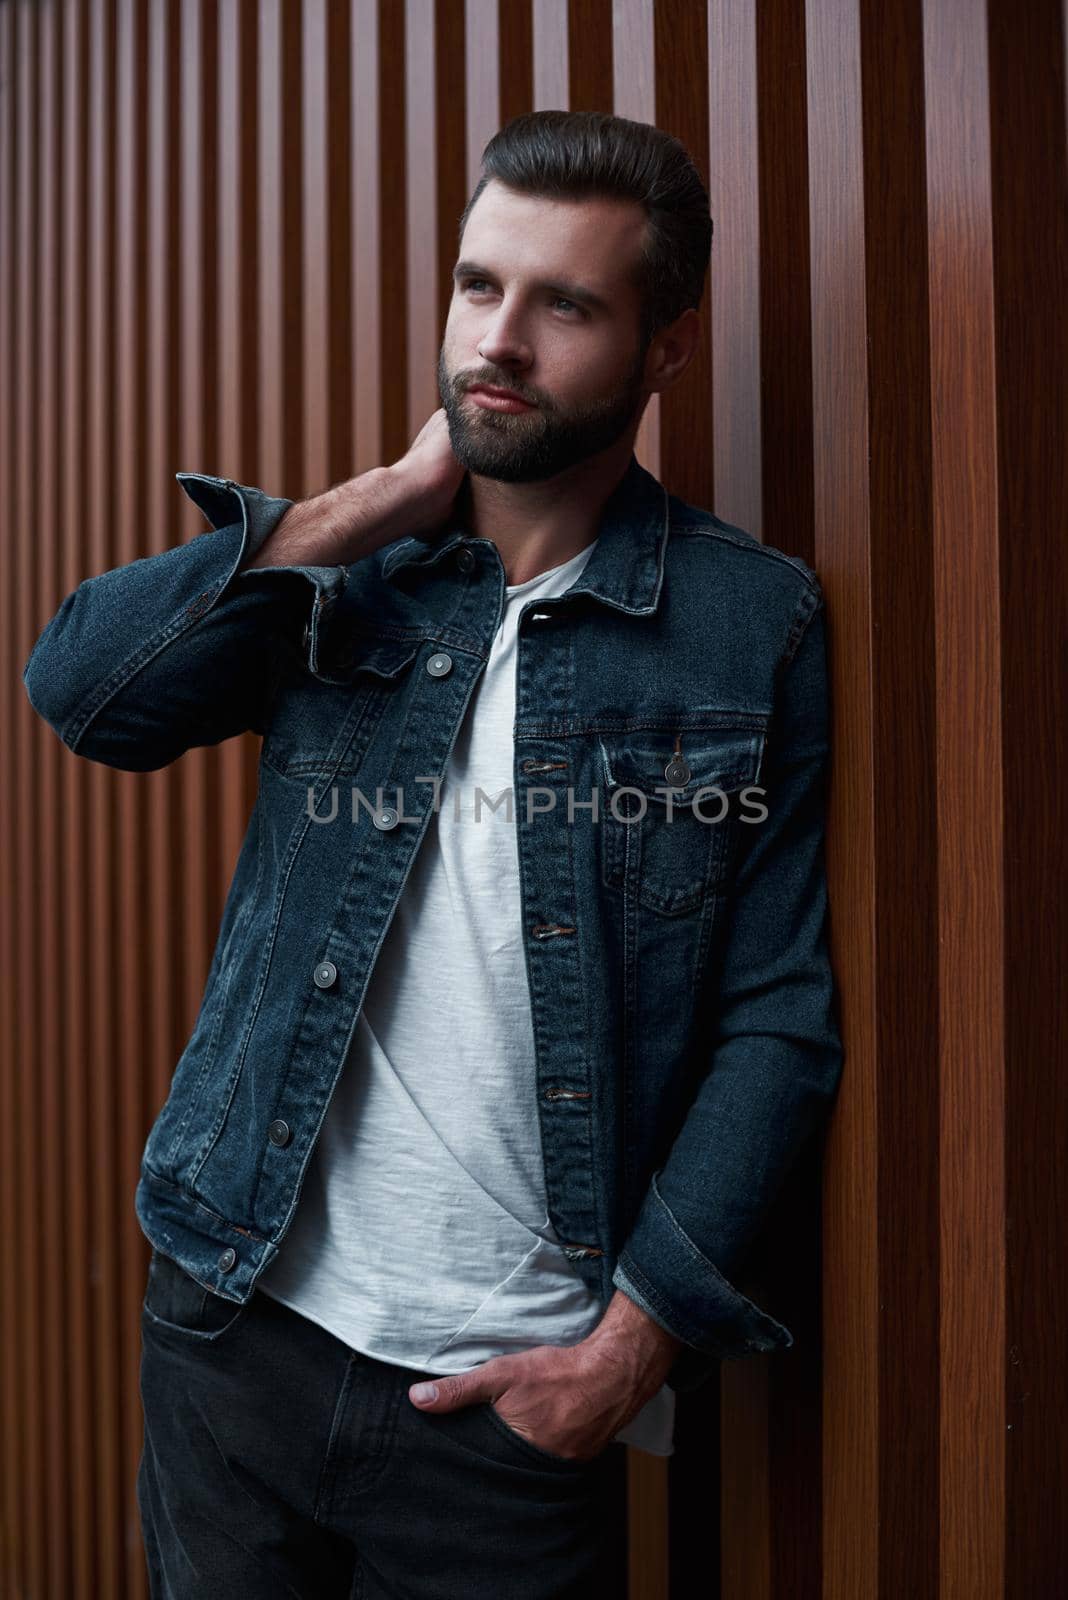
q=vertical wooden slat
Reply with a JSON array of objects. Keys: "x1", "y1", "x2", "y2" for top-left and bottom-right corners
[
  {"x1": 433, "y1": 0, "x2": 468, "y2": 416},
  {"x1": 302, "y1": 0, "x2": 331, "y2": 498},
  {"x1": 87, "y1": 0, "x2": 126, "y2": 1590},
  {"x1": 862, "y1": 1, "x2": 943, "y2": 1593},
  {"x1": 924, "y1": 2, "x2": 1004, "y2": 1595},
  {"x1": 0, "y1": 1, "x2": 10, "y2": 1578},
  {"x1": 755, "y1": 1, "x2": 817, "y2": 554},
  {"x1": 465, "y1": 0, "x2": 499, "y2": 209},
  {"x1": 379, "y1": 0, "x2": 409, "y2": 463},
  {"x1": 610, "y1": 0, "x2": 659, "y2": 581},
  {"x1": 59, "y1": 0, "x2": 97, "y2": 1588},
  {"x1": 353, "y1": 0, "x2": 383, "y2": 472},
  {"x1": 143, "y1": 0, "x2": 181, "y2": 1236},
  {"x1": 177, "y1": 0, "x2": 217, "y2": 1062},
  {"x1": 986, "y1": 1, "x2": 1068, "y2": 1592},
  {"x1": 217, "y1": 0, "x2": 258, "y2": 867},
  {"x1": 325, "y1": 2, "x2": 354, "y2": 489},
  {"x1": 530, "y1": 0, "x2": 565, "y2": 111},
  {"x1": 0, "y1": 4, "x2": 16, "y2": 1574},
  {"x1": 569, "y1": 0, "x2": 613, "y2": 112},
  {"x1": 652, "y1": 0, "x2": 709, "y2": 512},
  {"x1": 138, "y1": 4, "x2": 178, "y2": 1598},
  {"x1": 407, "y1": 0, "x2": 440, "y2": 431},
  {"x1": 805, "y1": 5, "x2": 877, "y2": 1600},
  {"x1": 260, "y1": 0, "x2": 288, "y2": 486},
  {"x1": 115, "y1": 7, "x2": 151, "y2": 1590},
  {"x1": 36, "y1": 6, "x2": 69, "y2": 1596},
  {"x1": 279, "y1": 0, "x2": 306, "y2": 493},
  {"x1": 708, "y1": 0, "x2": 761, "y2": 535},
  {"x1": 10, "y1": 7, "x2": 35, "y2": 1594},
  {"x1": 218, "y1": 0, "x2": 247, "y2": 492},
  {"x1": 499, "y1": 0, "x2": 533, "y2": 128}
]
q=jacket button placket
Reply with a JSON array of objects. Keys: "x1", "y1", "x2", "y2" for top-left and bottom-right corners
[{"x1": 515, "y1": 616, "x2": 603, "y2": 1290}]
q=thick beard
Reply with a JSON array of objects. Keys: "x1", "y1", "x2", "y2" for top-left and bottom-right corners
[{"x1": 437, "y1": 344, "x2": 648, "y2": 484}]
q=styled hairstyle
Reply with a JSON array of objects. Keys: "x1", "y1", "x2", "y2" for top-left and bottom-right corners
[{"x1": 458, "y1": 109, "x2": 712, "y2": 352}]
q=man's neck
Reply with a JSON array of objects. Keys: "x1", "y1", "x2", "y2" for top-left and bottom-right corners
[{"x1": 460, "y1": 448, "x2": 631, "y2": 586}]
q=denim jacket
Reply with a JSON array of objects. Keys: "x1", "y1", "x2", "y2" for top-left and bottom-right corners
[{"x1": 23, "y1": 452, "x2": 843, "y2": 1395}]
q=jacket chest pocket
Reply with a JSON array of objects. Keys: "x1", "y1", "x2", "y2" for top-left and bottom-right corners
[
  {"x1": 598, "y1": 722, "x2": 767, "y2": 916},
  {"x1": 261, "y1": 634, "x2": 421, "y2": 780}
]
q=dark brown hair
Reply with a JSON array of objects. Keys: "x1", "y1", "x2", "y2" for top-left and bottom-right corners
[{"x1": 458, "y1": 109, "x2": 712, "y2": 352}]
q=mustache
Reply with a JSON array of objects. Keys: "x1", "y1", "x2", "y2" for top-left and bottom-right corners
[{"x1": 458, "y1": 375, "x2": 540, "y2": 404}]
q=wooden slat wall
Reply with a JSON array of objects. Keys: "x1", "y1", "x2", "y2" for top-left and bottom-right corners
[{"x1": 2, "y1": 1, "x2": 1065, "y2": 1595}]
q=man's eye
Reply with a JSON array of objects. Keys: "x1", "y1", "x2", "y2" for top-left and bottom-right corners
[{"x1": 462, "y1": 280, "x2": 583, "y2": 317}]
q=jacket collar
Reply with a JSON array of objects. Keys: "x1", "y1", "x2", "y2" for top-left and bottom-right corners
[{"x1": 380, "y1": 452, "x2": 671, "y2": 617}]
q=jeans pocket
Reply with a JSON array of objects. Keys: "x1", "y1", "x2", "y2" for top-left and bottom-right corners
[
  {"x1": 141, "y1": 1247, "x2": 251, "y2": 1344},
  {"x1": 482, "y1": 1401, "x2": 591, "y2": 1472}
]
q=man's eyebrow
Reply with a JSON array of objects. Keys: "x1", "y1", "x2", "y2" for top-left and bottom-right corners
[{"x1": 452, "y1": 260, "x2": 612, "y2": 316}]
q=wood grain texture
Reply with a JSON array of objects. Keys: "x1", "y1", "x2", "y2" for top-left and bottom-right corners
[{"x1": 2, "y1": 1, "x2": 1064, "y2": 1594}]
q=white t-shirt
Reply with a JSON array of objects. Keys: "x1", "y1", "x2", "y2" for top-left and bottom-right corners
[{"x1": 257, "y1": 535, "x2": 675, "y2": 1456}]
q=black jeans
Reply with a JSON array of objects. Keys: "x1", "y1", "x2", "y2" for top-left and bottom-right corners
[{"x1": 136, "y1": 1248, "x2": 628, "y2": 1598}]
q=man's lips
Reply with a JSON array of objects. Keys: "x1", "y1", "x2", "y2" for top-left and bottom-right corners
[{"x1": 466, "y1": 384, "x2": 536, "y2": 409}]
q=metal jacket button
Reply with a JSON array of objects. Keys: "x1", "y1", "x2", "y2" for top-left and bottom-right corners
[
  {"x1": 313, "y1": 960, "x2": 337, "y2": 988},
  {"x1": 426, "y1": 652, "x2": 453, "y2": 677},
  {"x1": 218, "y1": 1248, "x2": 237, "y2": 1273},
  {"x1": 664, "y1": 758, "x2": 690, "y2": 785},
  {"x1": 268, "y1": 1119, "x2": 291, "y2": 1147},
  {"x1": 456, "y1": 548, "x2": 475, "y2": 573},
  {"x1": 372, "y1": 808, "x2": 399, "y2": 830}
]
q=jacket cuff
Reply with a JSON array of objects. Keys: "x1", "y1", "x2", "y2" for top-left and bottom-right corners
[
  {"x1": 612, "y1": 1170, "x2": 794, "y2": 1390},
  {"x1": 176, "y1": 472, "x2": 348, "y2": 677}
]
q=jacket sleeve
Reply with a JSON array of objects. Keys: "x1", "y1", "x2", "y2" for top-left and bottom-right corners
[
  {"x1": 611, "y1": 583, "x2": 844, "y2": 1394},
  {"x1": 22, "y1": 471, "x2": 350, "y2": 771}
]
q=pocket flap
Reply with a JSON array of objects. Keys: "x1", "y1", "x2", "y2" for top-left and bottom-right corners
[{"x1": 600, "y1": 723, "x2": 766, "y2": 802}]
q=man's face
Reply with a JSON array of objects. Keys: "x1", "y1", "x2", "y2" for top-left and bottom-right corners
[{"x1": 438, "y1": 180, "x2": 653, "y2": 483}]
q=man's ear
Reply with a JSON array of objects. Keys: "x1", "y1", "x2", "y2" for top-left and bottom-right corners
[{"x1": 644, "y1": 308, "x2": 702, "y2": 396}]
